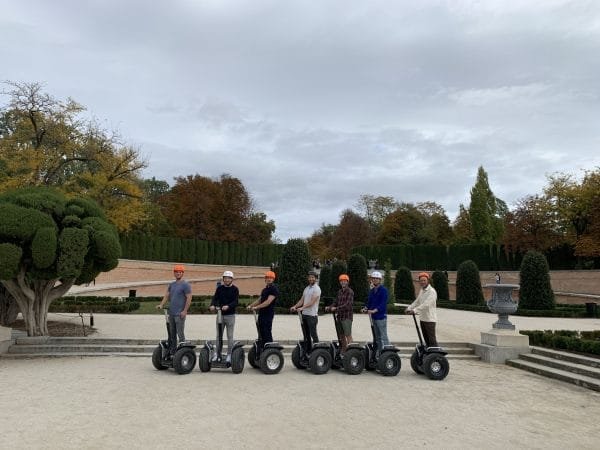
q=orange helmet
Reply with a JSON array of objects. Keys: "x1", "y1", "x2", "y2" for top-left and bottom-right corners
[
  {"x1": 173, "y1": 264, "x2": 185, "y2": 272},
  {"x1": 338, "y1": 274, "x2": 350, "y2": 282},
  {"x1": 418, "y1": 272, "x2": 430, "y2": 280},
  {"x1": 264, "y1": 270, "x2": 276, "y2": 280}
]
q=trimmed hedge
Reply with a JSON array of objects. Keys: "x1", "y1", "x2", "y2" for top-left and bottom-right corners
[
  {"x1": 50, "y1": 297, "x2": 140, "y2": 313},
  {"x1": 437, "y1": 300, "x2": 590, "y2": 318},
  {"x1": 520, "y1": 329, "x2": 600, "y2": 356}
]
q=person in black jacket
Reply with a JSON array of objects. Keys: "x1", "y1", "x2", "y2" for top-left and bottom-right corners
[{"x1": 209, "y1": 270, "x2": 239, "y2": 363}]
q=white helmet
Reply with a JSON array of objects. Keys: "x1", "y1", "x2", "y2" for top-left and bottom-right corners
[
  {"x1": 222, "y1": 271, "x2": 234, "y2": 278},
  {"x1": 370, "y1": 271, "x2": 383, "y2": 279}
]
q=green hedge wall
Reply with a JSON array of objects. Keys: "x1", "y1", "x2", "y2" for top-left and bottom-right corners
[
  {"x1": 520, "y1": 329, "x2": 600, "y2": 356},
  {"x1": 120, "y1": 233, "x2": 284, "y2": 266},
  {"x1": 351, "y1": 243, "x2": 578, "y2": 271}
]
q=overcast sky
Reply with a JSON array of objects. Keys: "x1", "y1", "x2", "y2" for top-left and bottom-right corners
[{"x1": 1, "y1": 0, "x2": 599, "y2": 241}]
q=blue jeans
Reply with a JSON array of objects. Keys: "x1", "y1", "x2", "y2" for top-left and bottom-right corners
[
  {"x1": 168, "y1": 314, "x2": 186, "y2": 354},
  {"x1": 373, "y1": 319, "x2": 390, "y2": 351}
]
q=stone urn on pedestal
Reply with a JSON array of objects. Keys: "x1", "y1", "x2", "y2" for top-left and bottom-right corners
[{"x1": 473, "y1": 283, "x2": 530, "y2": 363}]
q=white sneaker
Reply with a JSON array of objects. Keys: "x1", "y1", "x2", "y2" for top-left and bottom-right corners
[
  {"x1": 226, "y1": 354, "x2": 231, "y2": 364},
  {"x1": 211, "y1": 354, "x2": 218, "y2": 362}
]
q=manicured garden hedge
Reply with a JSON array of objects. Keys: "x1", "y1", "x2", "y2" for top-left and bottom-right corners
[
  {"x1": 520, "y1": 329, "x2": 600, "y2": 356},
  {"x1": 50, "y1": 296, "x2": 140, "y2": 313},
  {"x1": 436, "y1": 300, "x2": 592, "y2": 318}
]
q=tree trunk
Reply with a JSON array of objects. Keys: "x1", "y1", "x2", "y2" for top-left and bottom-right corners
[
  {"x1": 2, "y1": 274, "x2": 75, "y2": 336},
  {"x1": 0, "y1": 283, "x2": 20, "y2": 326}
]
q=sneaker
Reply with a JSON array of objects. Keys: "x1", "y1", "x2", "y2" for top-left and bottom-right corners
[
  {"x1": 226, "y1": 354, "x2": 231, "y2": 364},
  {"x1": 211, "y1": 354, "x2": 218, "y2": 362}
]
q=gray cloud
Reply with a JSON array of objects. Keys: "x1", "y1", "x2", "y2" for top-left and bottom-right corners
[{"x1": 1, "y1": 0, "x2": 599, "y2": 240}]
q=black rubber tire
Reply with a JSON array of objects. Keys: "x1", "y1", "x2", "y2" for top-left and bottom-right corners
[
  {"x1": 259, "y1": 348, "x2": 284, "y2": 375},
  {"x1": 198, "y1": 347, "x2": 211, "y2": 372},
  {"x1": 173, "y1": 348, "x2": 197, "y2": 375},
  {"x1": 343, "y1": 348, "x2": 365, "y2": 375},
  {"x1": 377, "y1": 352, "x2": 401, "y2": 376},
  {"x1": 152, "y1": 346, "x2": 168, "y2": 370},
  {"x1": 291, "y1": 345, "x2": 305, "y2": 370},
  {"x1": 248, "y1": 345, "x2": 258, "y2": 369},
  {"x1": 309, "y1": 348, "x2": 332, "y2": 375},
  {"x1": 410, "y1": 351, "x2": 424, "y2": 375},
  {"x1": 231, "y1": 347, "x2": 245, "y2": 374},
  {"x1": 423, "y1": 353, "x2": 450, "y2": 381}
]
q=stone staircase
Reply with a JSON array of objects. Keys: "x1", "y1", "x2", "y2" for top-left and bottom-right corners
[
  {"x1": 1, "y1": 337, "x2": 479, "y2": 360},
  {"x1": 507, "y1": 347, "x2": 600, "y2": 392}
]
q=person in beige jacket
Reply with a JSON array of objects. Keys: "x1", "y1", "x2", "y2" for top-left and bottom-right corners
[{"x1": 406, "y1": 272, "x2": 438, "y2": 347}]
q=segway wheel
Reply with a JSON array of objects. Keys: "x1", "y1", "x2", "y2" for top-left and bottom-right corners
[
  {"x1": 259, "y1": 348, "x2": 284, "y2": 375},
  {"x1": 231, "y1": 347, "x2": 245, "y2": 374},
  {"x1": 423, "y1": 353, "x2": 450, "y2": 381},
  {"x1": 152, "y1": 346, "x2": 168, "y2": 370},
  {"x1": 173, "y1": 348, "x2": 197, "y2": 375},
  {"x1": 291, "y1": 345, "x2": 304, "y2": 370},
  {"x1": 198, "y1": 347, "x2": 211, "y2": 372},
  {"x1": 410, "y1": 351, "x2": 424, "y2": 375},
  {"x1": 377, "y1": 352, "x2": 401, "y2": 376},
  {"x1": 248, "y1": 345, "x2": 258, "y2": 369},
  {"x1": 343, "y1": 348, "x2": 365, "y2": 375},
  {"x1": 308, "y1": 348, "x2": 332, "y2": 375}
]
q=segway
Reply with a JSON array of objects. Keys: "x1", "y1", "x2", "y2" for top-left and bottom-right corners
[
  {"x1": 247, "y1": 310, "x2": 284, "y2": 374},
  {"x1": 362, "y1": 310, "x2": 401, "y2": 376},
  {"x1": 152, "y1": 309, "x2": 197, "y2": 374},
  {"x1": 198, "y1": 307, "x2": 245, "y2": 374},
  {"x1": 409, "y1": 313, "x2": 449, "y2": 380},
  {"x1": 291, "y1": 312, "x2": 332, "y2": 375},
  {"x1": 326, "y1": 309, "x2": 366, "y2": 375}
]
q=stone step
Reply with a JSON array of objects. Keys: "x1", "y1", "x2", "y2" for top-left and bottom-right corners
[
  {"x1": 519, "y1": 353, "x2": 600, "y2": 380},
  {"x1": 531, "y1": 346, "x2": 600, "y2": 369},
  {"x1": 506, "y1": 358, "x2": 600, "y2": 392}
]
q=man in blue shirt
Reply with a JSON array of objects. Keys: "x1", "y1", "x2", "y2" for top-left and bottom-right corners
[
  {"x1": 364, "y1": 271, "x2": 390, "y2": 352},
  {"x1": 156, "y1": 264, "x2": 192, "y2": 355}
]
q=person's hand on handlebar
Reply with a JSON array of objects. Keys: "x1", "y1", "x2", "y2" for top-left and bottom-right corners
[
  {"x1": 209, "y1": 305, "x2": 216, "y2": 312},
  {"x1": 290, "y1": 306, "x2": 296, "y2": 312},
  {"x1": 156, "y1": 304, "x2": 163, "y2": 310},
  {"x1": 222, "y1": 305, "x2": 229, "y2": 311},
  {"x1": 406, "y1": 309, "x2": 416, "y2": 315},
  {"x1": 326, "y1": 306, "x2": 336, "y2": 312}
]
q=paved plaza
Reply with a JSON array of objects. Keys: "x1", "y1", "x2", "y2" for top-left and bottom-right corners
[{"x1": 1, "y1": 310, "x2": 599, "y2": 449}]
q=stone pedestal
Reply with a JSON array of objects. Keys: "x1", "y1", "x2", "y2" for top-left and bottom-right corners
[{"x1": 473, "y1": 329, "x2": 530, "y2": 364}]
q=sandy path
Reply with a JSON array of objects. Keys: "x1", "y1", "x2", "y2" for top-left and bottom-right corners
[{"x1": 0, "y1": 357, "x2": 598, "y2": 449}]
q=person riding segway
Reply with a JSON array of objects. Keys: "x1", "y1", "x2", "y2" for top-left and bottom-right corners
[
  {"x1": 152, "y1": 264, "x2": 196, "y2": 374},
  {"x1": 198, "y1": 271, "x2": 245, "y2": 373},
  {"x1": 406, "y1": 272, "x2": 449, "y2": 380},
  {"x1": 361, "y1": 271, "x2": 401, "y2": 376},
  {"x1": 246, "y1": 271, "x2": 285, "y2": 374},
  {"x1": 290, "y1": 270, "x2": 332, "y2": 374},
  {"x1": 325, "y1": 274, "x2": 366, "y2": 374}
]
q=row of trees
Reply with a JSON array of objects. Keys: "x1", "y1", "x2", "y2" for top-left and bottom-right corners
[
  {"x1": 0, "y1": 82, "x2": 277, "y2": 243},
  {"x1": 308, "y1": 166, "x2": 600, "y2": 268}
]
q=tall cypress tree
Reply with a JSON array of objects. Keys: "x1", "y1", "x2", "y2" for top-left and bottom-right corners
[
  {"x1": 278, "y1": 238, "x2": 311, "y2": 308},
  {"x1": 431, "y1": 270, "x2": 449, "y2": 301},
  {"x1": 519, "y1": 251, "x2": 555, "y2": 310},
  {"x1": 469, "y1": 166, "x2": 504, "y2": 244},
  {"x1": 348, "y1": 254, "x2": 369, "y2": 304},
  {"x1": 456, "y1": 260, "x2": 484, "y2": 305},
  {"x1": 394, "y1": 266, "x2": 416, "y2": 302}
]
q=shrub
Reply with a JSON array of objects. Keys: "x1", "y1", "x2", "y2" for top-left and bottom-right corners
[
  {"x1": 456, "y1": 260, "x2": 484, "y2": 305},
  {"x1": 347, "y1": 254, "x2": 368, "y2": 305},
  {"x1": 277, "y1": 238, "x2": 311, "y2": 308},
  {"x1": 319, "y1": 264, "x2": 333, "y2": 299},
  {"x1": 330, "y1": 260, "x2": 348, "y2": 297},
  {"x1": 431, "y1": 270, "x2": 449, "y2": 301},
  {"x1": 519, "y1": 250, "x2": 555, "y2": 310},
  {"x1": 394, "y1": 266, "x2": 415, "y2": 302}
]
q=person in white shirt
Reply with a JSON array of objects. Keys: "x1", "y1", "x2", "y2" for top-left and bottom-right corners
[
  {"x1": 406, "y1": 272, "x2": 438, "y2": 347},
  {"x1": 291, "y1": 270, "x2": 322, "y2": 351}
]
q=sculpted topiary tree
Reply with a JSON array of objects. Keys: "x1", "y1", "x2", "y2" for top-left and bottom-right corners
[
  {"x1": 394, "y1": 266, "x2": 415, "y2": 302},
  {"x1": 0, "y1": 187, "x2": 120, "y2": 336},
  {"x1": 431, "y1": 270, "x2": 449, "y2": 301},
  {"x1": 519, "y1": 250, "x2": 555, "y2": 310},
  {"x1": 318, "y1": 264, "x2": 332, "y2": 299},
  {"x1": 278, "y1": 238, "x2": 311, "y2": 308},
  {"x1": 347, "y1": 254, "x2": 369, "y2": 304},
  {"x1": 456, "y1": 260, "x2": 484, "y2": 305}
]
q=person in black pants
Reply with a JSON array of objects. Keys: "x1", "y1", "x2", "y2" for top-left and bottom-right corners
[{"x1": 247, "y1": 271, "x2": 279, "y2": 349}]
